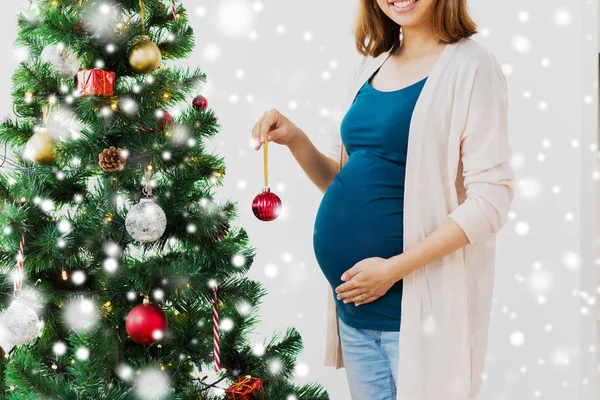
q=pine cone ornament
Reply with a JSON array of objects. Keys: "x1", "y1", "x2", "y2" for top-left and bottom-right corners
[
  {"x1": 99, "y1": 146, "x2": 126, "y2": 172},
  {"x1": 213, "y1": 220, "x2": 230, "y2": 241},
  {"x1": 74, "y1": 19, "x2": 88, "y2": 34}
]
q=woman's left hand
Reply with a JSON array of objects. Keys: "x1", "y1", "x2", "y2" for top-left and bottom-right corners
[{"x1": 335, "y1": 257, "x2": 398, "y2": 306}]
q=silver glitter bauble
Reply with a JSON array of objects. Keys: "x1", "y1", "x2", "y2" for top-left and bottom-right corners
[
  {"x1": 125, "y1": 198, "x2": 167, "y2": 243},
  {"x1": 0, "y1": 300, "x2": 42, "y2": 353},
  {"x1": 41, "y1": 44, "x2": 80, "y2": 79}
]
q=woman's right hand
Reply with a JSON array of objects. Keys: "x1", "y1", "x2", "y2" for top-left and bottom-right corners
[{"x1": 251, "y1": 108, "x2": 303, "y2": 150}]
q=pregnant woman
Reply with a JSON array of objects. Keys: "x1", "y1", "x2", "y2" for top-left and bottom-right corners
[{"x1": 251, "y1": 0, "x2": 514, "y2": 399}]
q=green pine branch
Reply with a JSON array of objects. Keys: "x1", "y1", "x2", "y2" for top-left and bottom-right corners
[{"x1": 0, "y1": 0, "x2": 331, "y2": 398}]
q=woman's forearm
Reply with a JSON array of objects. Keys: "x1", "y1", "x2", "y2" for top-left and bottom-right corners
[
  {"x1": 384, "y1": 217, "x2": 470, "y2": 282},
  {"x1": 286, "y1": 130, "x2": 339, "y2": 193}
]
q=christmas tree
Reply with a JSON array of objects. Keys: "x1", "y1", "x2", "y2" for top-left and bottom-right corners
[{"x1": 0, "y1": 1, "x2": 329, "y2": 399}]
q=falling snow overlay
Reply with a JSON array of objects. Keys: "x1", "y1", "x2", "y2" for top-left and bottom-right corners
[{"x1": 0, "y1": 0, "x2": 596, "y2": 399}]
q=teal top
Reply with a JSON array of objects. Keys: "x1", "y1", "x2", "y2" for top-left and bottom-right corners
[{"x1": 313, "y1": 69, "x2": 427, "y2": 331}]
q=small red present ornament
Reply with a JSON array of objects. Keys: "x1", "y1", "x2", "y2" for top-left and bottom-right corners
[
  {"x1": 225, "y1": 375, "x2": 263, "y2": 400},
  {"x1": 76, "y1": 69, "x2": 115, "y2": 97}
]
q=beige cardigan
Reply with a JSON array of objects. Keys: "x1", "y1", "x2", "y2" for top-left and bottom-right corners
[{"x1": 322, "y1": 37, "x2": 514, "y2": 400}]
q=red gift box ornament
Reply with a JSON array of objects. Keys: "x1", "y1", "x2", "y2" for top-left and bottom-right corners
[
  {"x1": 76, "y1": 69, "x2": 115, "y2": 97},
  {"x1": 225, "y1": 375, "x2": 263, "y2": 400}
]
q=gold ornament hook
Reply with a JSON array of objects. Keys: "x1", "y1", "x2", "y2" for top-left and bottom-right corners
[
  {"x1": 143, "y1": 165, "x2": 153, "y2": 197},
  {"x1": 42, "y1": 103, "x2": 49, "y2": 125},
  {"x1": 263, "y1": 135, "x2": 268, "y2": 187},
  {"x1": 139, "y1": 0, "x2": 146, "y2": 34}
]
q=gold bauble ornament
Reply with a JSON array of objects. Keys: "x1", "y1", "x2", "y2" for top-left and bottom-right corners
[
  {"x1": 24, "y1": 128, "x2": 56, "y2": 165},
  {"x1": 128, "y1": 36, "x2": 162, "y2": 73}
]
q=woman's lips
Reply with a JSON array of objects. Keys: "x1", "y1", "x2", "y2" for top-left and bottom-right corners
[{"x1": 390, "y1": 0, "x2": 418, "y2": 13}]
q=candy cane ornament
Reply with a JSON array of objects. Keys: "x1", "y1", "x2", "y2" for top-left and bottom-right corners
[
  {"x1": 14, "y1": 236, "x2": 25, "y2": 293},
  {"x1": 212, "y1": 285, "x2": 220, "y2": 372},
  {"x1": 171, "y1": 0, "x2": 177, "y2": 21}
]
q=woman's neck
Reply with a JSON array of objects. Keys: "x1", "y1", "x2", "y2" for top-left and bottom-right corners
[{"x1": 397, "y1": 25, "x2": 442, "y2": 58}]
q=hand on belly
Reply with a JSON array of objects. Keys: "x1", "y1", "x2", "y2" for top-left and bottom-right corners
[{"x1": 335, "y1": 256, "x2": 398, "y2": 306}]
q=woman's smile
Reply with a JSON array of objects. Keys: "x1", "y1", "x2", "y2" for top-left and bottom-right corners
[{"x1": 390, "y1": 0, "x2": 419, "y2": 13}]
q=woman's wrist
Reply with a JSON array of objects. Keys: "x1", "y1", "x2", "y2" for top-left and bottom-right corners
[
  {"x1": 286, "y1": 128, "x2": 307, "y2": 150},
  {"x1": 384, "y1": 249, "x2": 423, "y2": 283}
]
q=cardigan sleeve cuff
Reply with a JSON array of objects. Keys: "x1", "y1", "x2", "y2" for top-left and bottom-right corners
[{"x1": 448, "y1": 198, "x2": 494, "y2": 245}]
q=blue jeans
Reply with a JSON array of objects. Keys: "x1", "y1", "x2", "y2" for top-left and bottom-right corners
[{"x1": 338, "y1": 315, "x2": 400, "y2": 400}]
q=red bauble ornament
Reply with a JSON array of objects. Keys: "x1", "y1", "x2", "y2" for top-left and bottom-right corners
[
  {"x1": 192, "y1": 95, "x2": 208, "y2": 111},
  {"x1": 139, "y1": 111, "x2": 173, "y2": 135},
  {"x1": 252, "y1": 187, "x2": 282, "y2": 221},
  {"x1": 126, "y1": 298, "x2": 168, "y2": 345}
]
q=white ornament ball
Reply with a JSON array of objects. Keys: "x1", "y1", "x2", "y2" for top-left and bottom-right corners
[
  {"x1": 0, "y1": 300, "x2": 42, "y2": 353},
  {"x1": 41, "y1": 44, "x2": 80, "y2": 79},
  {"x1": 125, "y1": 198, "x2": 167, "y2": 243}
]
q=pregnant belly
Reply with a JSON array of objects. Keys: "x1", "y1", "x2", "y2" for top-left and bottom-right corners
[{"x1": 313, "y1": 161, "x2": 404, "y2": 289}]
